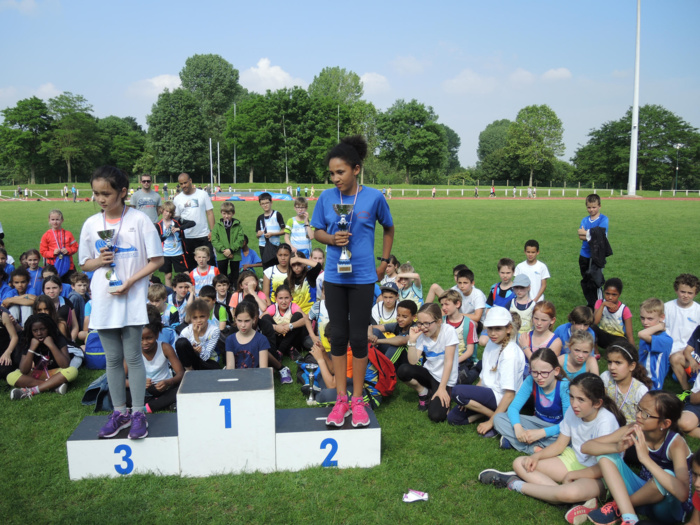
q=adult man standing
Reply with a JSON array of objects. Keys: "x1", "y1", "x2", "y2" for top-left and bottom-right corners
[
  {"x1": 129, "y1": 174, "x2": 162, "y2": 223},
  {"x1": 173, "y1": 172, "x2": 215, "y2": 268}
]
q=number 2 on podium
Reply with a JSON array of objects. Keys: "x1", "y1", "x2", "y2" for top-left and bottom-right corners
[
  {"x1": 219, "y1": 399, "x2": 232, "y2": 428},
  {"x1": 321, "y1": 438, "x2": 338, "y2": 467}
]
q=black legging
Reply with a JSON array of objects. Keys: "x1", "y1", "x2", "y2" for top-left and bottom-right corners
[
  {"x1": 396, "y1": 363, "x2": 452, "y2": 423},
  {"x1": 324, "y1": 281, "x2": 374, "y2": 359},
  {"x1": 126, "y1": 385, "x2": 178, "y2": 412},
  {"x1": 175, "y1": 338, "x2": 220, "y2": 370},
  {"x1": 271, "y1": 312, "x2": 305, "y2": 358},
  {"x1": 217, "y1": 260, "x2": 239, "y2": 290}
]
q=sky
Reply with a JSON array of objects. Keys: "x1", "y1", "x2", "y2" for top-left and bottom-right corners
[{"x1": 1, "y1": 0, "x2": 698, "y2": 168}]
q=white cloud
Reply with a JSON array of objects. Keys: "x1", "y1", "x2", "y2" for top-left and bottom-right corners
[
  {"x1": 33, "y1": 82, "x2": 60, "y2": 100},
  {"x1": 0, "y1": 0, "x2": 37, "y2": 14},
  {"x1": 391, "y1": 55, "x2": 429, "y2": 75},
  {"x1": 126, "y1": 74, "x2": 181, "y2": 99},
  {"x1": 508, "y1": 67, "x2": 536, "y2": 86},
  {"x1": 360, "y1": 72, "x2": 391, "y2": 95},
  {"x1": 542, "y1": 67, "x2": 573, "y2": 81},
  {"x1": 442, "y1": 69, "x2": 498, "y2": 95},
  {"x1": 239, "y1": 58, "x2": 306, "y2": 93},
  {"x1": 0, "y1": 86, "x2": 18, "y2": 99}
]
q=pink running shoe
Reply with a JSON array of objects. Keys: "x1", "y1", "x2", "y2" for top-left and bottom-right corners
[
  {"x1": 351, "y1": 396, "x2": 370, "y2": 427},
  {"x1": 326, "y1": 394, "x2": 350, "y2": 427}
]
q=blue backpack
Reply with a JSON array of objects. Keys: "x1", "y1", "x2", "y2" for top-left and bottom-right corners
[{"x1": 84, "y1": 331, "x2": 106, "y2": 369}]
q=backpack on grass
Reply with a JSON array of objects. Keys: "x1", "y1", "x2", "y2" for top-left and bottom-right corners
[{"x1": 367, "y1": 344, "x2": 397, "y2": 397}]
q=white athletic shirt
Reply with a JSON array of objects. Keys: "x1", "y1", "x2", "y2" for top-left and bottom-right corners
[
  {"x1": 559, "y1": 407, "x2": 620, "y2": 467},
  {"x1": 479, "y1": 340, "x2": 526, "y2": 404},
  {"x1": 79, "y1": 208, "x2": 163, "y2": 329},
  {"x1": 456, "y1": 286, "x2": 486, "y2": 316},
  {"x1": 514, "y1": 260, "x2": 550, "y2": 301},
  {"x1": 173, "y1": 189, "x2": 213, "y2": 239},
  {"x1": 143, "y1": 341, "x2": 173, "y2": 383},
  {"x1": 665, "y1": 299, "x2": 700, "y2": 354},
  {"x1": 417, "y1": 323, "x2": 459, "y2": 386}
]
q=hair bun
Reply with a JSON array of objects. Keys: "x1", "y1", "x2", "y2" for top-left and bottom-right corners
[{"x1": 340, "y1": 135, "x2": 368, "y2": 161}]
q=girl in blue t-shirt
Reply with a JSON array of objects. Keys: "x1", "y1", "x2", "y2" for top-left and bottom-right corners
[
  {"x1": 226, "y1": 300, "x2": 284, "y2": 372},
  {"x1": 493, "y1": 348, "x2": 570, "y2": 454},
  {"x1": 25, "y1": 249, "x2": 43, "y2": 295}
]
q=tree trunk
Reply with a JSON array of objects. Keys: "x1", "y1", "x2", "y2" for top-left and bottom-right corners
[
  {"x1": 66, "y1": 158, "x2": 72, "y2": 183},
  {"x1": 248, "y1": 166, "x2": 254, "y2": 184},
  {"x1": 29, "y1": 164, "x2": 36, "y2": 185},
  {"x1": 528, "y1": 167, "x2": 533, "y2": 188},
  {"x1": 404, "y1": 169, "x2": 410, "y2": 185}
]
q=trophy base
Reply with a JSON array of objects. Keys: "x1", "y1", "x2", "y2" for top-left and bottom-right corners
[
  {"x1": 108, "y1": 281, "x2": 123, "y2": 293},
  {"x1": 337, "y1": 262, "x2": 352, "y2": 274}
]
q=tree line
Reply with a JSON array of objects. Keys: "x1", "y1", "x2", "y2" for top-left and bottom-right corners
[{"x1": 1, "y1": 53, "x2": 698, "y2": 190}]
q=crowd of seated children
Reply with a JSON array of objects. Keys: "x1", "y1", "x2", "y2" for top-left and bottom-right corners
[{"x1": 514, "y1": 239, "x2": 550, "y2": 303}]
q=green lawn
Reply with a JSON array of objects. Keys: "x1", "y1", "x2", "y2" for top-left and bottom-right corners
[{"x1": 1, "y1": 197, "x2": 699, "y2": 524}]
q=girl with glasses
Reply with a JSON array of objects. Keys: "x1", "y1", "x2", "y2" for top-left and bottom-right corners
[
  {"x1": 397, "y1": 303, "x2": 458, "y2": 422},
  {"x1": 493, "y1": 348, "x2": 570, "y2": 453},
  {"x1": 575, "y1": 391, "x2": 691, "y2": 525}
]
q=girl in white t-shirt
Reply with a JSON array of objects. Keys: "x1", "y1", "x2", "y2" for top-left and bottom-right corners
[
  {"x1": 478, "y1": 373, "x2": 625, "y2": 514},
  {"x1": 79, "y1": 166, "x2": 163, "y2": 440},
  {"x1": 448, "y1": 306, "x2": 525, "y2": 437},
  {"x1": 397, "y1": 303, "x2": 458, "y2": 423},
  {"x1": 378, "y1": 255, "x2": 400, "y2": 286}
]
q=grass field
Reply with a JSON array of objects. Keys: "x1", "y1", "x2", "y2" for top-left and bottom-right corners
[{"x1": 1, "y1": 197, "x2": 699, "y2": 524}]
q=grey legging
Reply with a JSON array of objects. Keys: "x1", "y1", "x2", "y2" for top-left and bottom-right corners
[{"x1": 98, "y1": 325, "x2": 145, "y2": 411}]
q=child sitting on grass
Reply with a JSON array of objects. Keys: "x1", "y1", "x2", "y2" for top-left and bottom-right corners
[
  {"x1": 175, "y1": 299, "x2": 221, "y2": 371},
  {"x1": 7, "y1": 313, "x2": 78, "y2": 400},
  {"x1": 398, "y1": 303, "x2": 458, "y2": 422},
  {"x1": 440, "y1": 290, "x2": 479, "y2": 385},
  {"x1": 368, "y1": 299, "x2": 417, "y2": 369},
  {"x1": 486, "y1": 258, "x2": 516, "y2": 309},
  {"x1": 553, "y1": 305, "x2": 597, "y2": 352},
  {"x1": 508, "y1": 274, "x2": 535, "y2": 333},
  {"x1": 371, "y1": 282, "x2": 399, "y2": 325},
  {"x1": 225, "y1": 300, "x2": 285, "y2": 374},
  {"x1": 667, "y1": 274, "x2": 700, "y2": 391},
  {"x1": 637, "y1": 297, "x2": 673, "y2": 391},
  {"x1": 602, "y1": 340, "x2": 653, "y2": 424},
  {"x1": 558, "y1": 330, "x2": 598, "y2": 380},
  {"x1": 593, "y1": 277, "x2": 635, "y2": 350},
  {"x1": 518, "y1": 301, "x2": 562, "y2": 359},
  {"x1": 396, "y1": 262, "x2": 423, "y2": 308}
]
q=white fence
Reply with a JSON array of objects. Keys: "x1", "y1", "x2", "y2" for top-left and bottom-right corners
[{"x1": 659, "y1": 189, "x2": 700, "y2": 197}]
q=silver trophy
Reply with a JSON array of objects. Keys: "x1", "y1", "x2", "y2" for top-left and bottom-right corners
[
  {"x1": 305, "y1": 362, "x2": 319, "y2": 405},
  {"x1": 97, "y1": 229, "x2": 123, "y2": 293},
  {"x1": 332, "y1": 204, "x2": 353, "y2": 273}
]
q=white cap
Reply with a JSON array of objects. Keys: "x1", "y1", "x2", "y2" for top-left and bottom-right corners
[{"x1": 483, "y1": 306, "x2": 513, "y2": 327}]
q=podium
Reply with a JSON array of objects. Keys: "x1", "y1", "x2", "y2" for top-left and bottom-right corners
[
  {"x1": 66, "y1": 368, "x2": 381, "y2": 480},
  {"x1": 177, "y1": 368, "x2": 276, "y2": 477},
  {"x1": 66, "y1": 413, "x2": 180, "y2": 480}
]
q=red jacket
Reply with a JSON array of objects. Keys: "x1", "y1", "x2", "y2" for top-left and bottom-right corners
[{"x1": 40, "y1": 229, "x2": 78, "y2": 270}]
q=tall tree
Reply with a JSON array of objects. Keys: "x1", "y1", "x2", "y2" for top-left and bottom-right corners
[
  {"x1": 377, "y1": 99, "x2": 448, "y2": 184},
  {"x1": 440, "y1": 123, "x2": 462, "y2": 174},
  {"x1": 0, "y1": 96, "x2": 52, "y2": 184},
  {"x1": 179, "y1": 54, "x2": 241, "y2": 140},
  {"x1": 43, "y1": 92, "x2": 103, "y2": 183},
  {"x1": 97, "y1": 116, "x2": 146, "y2": 175},
  {"x1": 308, "y1": 67, "x2": 363, "y2": 106},
  {"x1": 477, "y1": 119, "x2": 511, "y2": 162},
  {"x1": 147, "y1": 88, "x2": 207, "y2": 177},
  {"x1": 573, "y1": 105, "x2": 700, "y2": 190},
  {"x1": 505, "y1": 105, "x2": 564, "y2": 187}
]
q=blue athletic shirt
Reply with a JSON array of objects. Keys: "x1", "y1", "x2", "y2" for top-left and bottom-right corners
[
  {"x1": 311, "y1": 186, "x2": 393, "y2": 285},
  {"x1": 579, "y1": 214, "x2": 608, "y2": 258}
]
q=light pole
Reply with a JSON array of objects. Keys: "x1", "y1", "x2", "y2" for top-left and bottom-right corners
[{"x1": 674, "y1": 143, "x2": 682, "y2": 192}]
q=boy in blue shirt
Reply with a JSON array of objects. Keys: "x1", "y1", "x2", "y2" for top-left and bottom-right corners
[
  {"x1": 577, "y1": 193, "x2": 609, "y2": 308},
  {"x1": 638, "y1": 297, "x2": 673, "y2": 390},
  {"x1": 239, "y1": 235, "x2": 262, "y2": 275}
]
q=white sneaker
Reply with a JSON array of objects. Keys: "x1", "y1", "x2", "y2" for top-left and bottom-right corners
[{"x1": 55, "y1": 383, "x2": 68, "y2": 395}]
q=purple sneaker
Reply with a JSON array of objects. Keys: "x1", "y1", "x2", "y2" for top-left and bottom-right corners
[
  {"x1": 98, "y1": 410, "x2": 131, "y2": 439},
  {"x1": 129, "y1": 411, "x2": 149, "y2": 439}
]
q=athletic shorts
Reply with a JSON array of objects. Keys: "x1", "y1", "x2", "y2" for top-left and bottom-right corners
[
  {"x1": 6, "y1": 366, "x2": 78, "y2": 386},
  {"x1": 161, "y1": 255, "x2": 188, "y2": 274},
  {"x1": 559, "y1": 447, "x2": 587, "y2": 472}
]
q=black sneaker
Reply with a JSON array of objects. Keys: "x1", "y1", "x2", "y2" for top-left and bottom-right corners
[
  {"x1": 478, "y1": 469, "x2": 518, "y2": 488},
  {"x1": 417, "y1": 394, "x2": 429, "y2": 411}
]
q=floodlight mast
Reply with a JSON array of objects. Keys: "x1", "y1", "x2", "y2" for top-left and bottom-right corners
[{"x1": 627, "y1": 0, "x2": 641, "y2": 196}]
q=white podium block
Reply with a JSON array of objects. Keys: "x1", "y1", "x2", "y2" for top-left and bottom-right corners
[
  {"x1": 66, "y1": 413, "x2": 180, "y2": 480},
  {"x1": 275, "y1": 407, "x2": 381, "y2": 472},
  {"x1": 177, "y1": 368, "x2": 276, "y2": 477}
]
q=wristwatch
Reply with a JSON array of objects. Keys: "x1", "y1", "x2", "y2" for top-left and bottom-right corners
[
  {"x1": 377, "y1": 257, "x2": 391, "y2": 263},
  {"x1": 288, "y1": 323, "x2": 294, "y2": 331}
]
